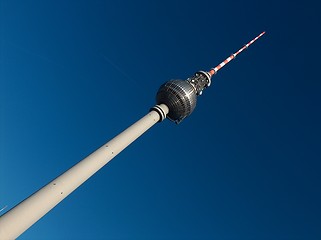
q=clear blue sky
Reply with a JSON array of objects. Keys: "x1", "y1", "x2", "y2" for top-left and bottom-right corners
[{"x1": 1, "y1": 0, "x2": 321, "y2": 239}]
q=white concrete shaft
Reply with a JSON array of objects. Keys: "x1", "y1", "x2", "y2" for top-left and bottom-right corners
[{"x1": 0, "y1": 104, "x2": 169, "y2": 240}]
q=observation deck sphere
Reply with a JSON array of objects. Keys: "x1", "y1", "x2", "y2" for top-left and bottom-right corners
[{"x1": 156, "y1": 80, "x2": 197, "y2": 123}]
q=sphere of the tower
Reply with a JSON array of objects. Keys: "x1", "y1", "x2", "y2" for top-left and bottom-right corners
[{"x1": 156, "y1": 80, "x2": 197, "y2": 123}]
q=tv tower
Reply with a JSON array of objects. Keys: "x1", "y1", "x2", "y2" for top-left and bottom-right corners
[{"x1": 0, "y1": 31, "x2": 265, "y2": 239}]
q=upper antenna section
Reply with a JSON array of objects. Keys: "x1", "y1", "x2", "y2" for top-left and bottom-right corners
[
  {"x1": 209, "y1": 31, "x2": 265, "y2": 76},
  {"x1": 156, "y1": 31, "x2": 266, "y2": 124}
]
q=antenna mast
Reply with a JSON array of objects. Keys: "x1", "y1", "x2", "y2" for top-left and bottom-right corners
[{"x1": 209, "y1": 31, "x2": 265, "y2": 76}]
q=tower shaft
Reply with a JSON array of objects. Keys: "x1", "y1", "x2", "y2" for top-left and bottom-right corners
[{"x1": 0, "y1": 104, "x2": 169, "y2": 240}]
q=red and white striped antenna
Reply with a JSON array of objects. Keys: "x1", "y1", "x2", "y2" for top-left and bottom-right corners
[{"x1": 208, "y1": 31, "x2": 265, "y2": 76}]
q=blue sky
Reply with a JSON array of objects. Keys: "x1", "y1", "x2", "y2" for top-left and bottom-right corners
[{"x1": 1, "y1": 0, "x2": 321, "y2": 239}]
